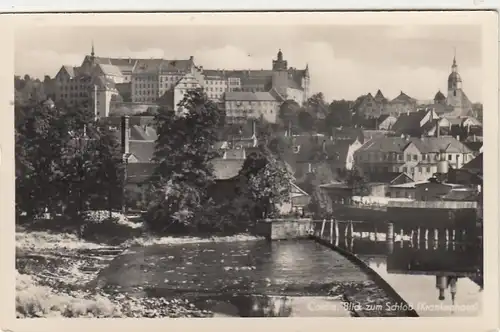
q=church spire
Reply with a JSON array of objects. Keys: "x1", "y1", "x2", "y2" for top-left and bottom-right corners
[
  {"x1": 91, "y1": 40, "x2": 95, "y2": 58},
  {"x1": 452, "y1": 48, "x2": 457, "y2": 72}
]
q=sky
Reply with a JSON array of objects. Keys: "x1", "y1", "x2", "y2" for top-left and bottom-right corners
[{"x1": 14, "y1": 24, "x2": 482, "y2": 103}]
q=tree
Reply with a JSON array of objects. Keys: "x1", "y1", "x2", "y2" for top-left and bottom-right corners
[
  {"x1": 235, "y1": 146, "x2": 294, "y2": 220},
  {"x1": 325, "y1": 100, "x2": 353, "y2": 130},
  {"x1": 143, "y1": 89, "x2": 224, "y2": 234},
  {"x1": 345, "y1": 165, "x2": 370, "y2": 196},
  {"x1": 278, "y1": 99, "x2": 300, "y2": 131},
  {"x1": 304, "y1": 93, "x2": 328, "y2": 119},
  {"x1": 297, "y1": 110, "x2": 314, "y2": 133},
  {"x1": 15, "y1": 101, "x2": 69, "y2": 219}
]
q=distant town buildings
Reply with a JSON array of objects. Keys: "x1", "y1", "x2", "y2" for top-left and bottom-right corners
[{"x1": 352, "y1": 55, "x2": 475, "y2": 119}]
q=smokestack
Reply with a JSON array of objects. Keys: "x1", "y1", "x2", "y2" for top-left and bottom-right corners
[
  {"x1": 121, "y1": 115, "x2": 130, "y2": 155},
  {"x1": 437, "y1": 123, "x2": 440, "y2": 138}
]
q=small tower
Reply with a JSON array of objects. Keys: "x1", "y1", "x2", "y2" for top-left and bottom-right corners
[
  {"x1": 272, "y1": 49, "x2": 288, "y2": 71},
  {"x1": 447, "y1": 51, "x2": 463, "y2": 110}
]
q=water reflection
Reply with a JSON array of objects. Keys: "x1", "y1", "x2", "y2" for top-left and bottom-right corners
[{"x1": 327, "y1": 224, "x2": 483, "y2": 317}]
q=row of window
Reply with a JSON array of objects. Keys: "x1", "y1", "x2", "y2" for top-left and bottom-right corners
[
  {"x1": 205, "y1": 80, "x2": 226, "y2": 85},
  {"x1": 367, "y1": 165, "x2": 436, "y2": 175},
  {"x1": 357, "y1": 152, "x2": 470, "y2": 163}
]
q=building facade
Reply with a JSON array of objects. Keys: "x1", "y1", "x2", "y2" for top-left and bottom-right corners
[{"x1": 354, "y1": 136, "x2": 475, "y2": 182}]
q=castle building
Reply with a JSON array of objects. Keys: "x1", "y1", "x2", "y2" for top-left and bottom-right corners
[{"x1": 53, "y1": 46, "x2": 311, "y2": 121}]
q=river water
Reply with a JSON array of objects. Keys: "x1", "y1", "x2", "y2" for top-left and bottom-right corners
[
  {"x1": 93, "y1": 239, "x2": 406, "y2": 317},
  {"x1": 91, "y1": 235, "x2": 482, "y2": 317}
]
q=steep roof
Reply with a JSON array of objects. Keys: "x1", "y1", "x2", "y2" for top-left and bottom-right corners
[
  {"x1": 374, "y1": 89, "x2": 387, "y2": 102},
  {"x1": 462, "y1": 141, "x2": 482, "y2": 153},
  {"x1": 97, "y1": 63, "x2": 124, "y2": 77},
  {"x1": 391, "y1": 109, "x2": 429, "y2": 135},
  {"x1": 129, "y1": 140, "x2": 155, "y2": 162},
  {"x1": 434, "y1": 90, "x2": 446, "y2": 101},
  {"x1": 358, "y1": 136, "x2": 473, "y2": 154},
  {"x1": 390, "y1": 91, "x2": 416, "y2": 104}
]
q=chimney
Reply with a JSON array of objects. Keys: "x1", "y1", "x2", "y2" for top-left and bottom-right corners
[
  {"x1": 251, "y1": 119, "x2": 257, "y2": 138},
  {"x1": 473, "y1": 134, "x2": 476, "y2": 142},
  {"x1": 189, "y1": 56, "x2": 194, "y2": 61},
  {"x1": 436, "y1": 123, "x2": 440, "y2": 138},
  {"x1": 322, "y1": 140, "x2": 326, "y2": 153},
  {"x1": 121, "y1": 115, "x2": 130, "y2": 155}
]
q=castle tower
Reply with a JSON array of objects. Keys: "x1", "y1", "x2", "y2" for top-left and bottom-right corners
[
  {"x1": 272, "y1": 49, "x2": 288, "y2": 71},
  {"x1": 272, "y1": 49, "x2": 289, "y2": 97}
]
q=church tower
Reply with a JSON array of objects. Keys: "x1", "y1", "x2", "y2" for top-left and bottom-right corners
[{"x1": 446, "y1": 54, "x2": 464, "y2": 111}]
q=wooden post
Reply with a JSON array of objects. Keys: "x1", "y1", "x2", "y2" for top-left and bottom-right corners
[
  {"x1": 330, "y1": 219, "x2": 334, "y2": 244},
  {"x1": 344, "y1": 222, "x2": 348, "y2": 238},
  {"x1": 387, "y1": 222, "x2": 394, "y2": 242},
  {"x1": 417, "y1": 227, "x2": 421, "y2": 243},
  {"x1": 334, "y1": 219, "x2": 339, "y2": 240},
  {"x1": 349, "y1": 221, "x2": 354, "y2": 238},
  {"x1": 400, "y1": 228, "x2": 404, "y2": 241},
  {"x1": 425, "y1": 229, "x2": 429, "y2": 241},
  {"x1": 434, "y1": 229, "x2": 439, "y2": 242},
  {"x1": 320, "y1": 219, "x2": 326, "y2": 238},
  {"x1": 445, "y1": 229, "x2": 450, "y2": 242},
  {"x1": 374, "y1": 226, "x2": 378, "y2": 241},
  {"x1": 452, "y1": 229, "x2": 456, "y2": 241}
]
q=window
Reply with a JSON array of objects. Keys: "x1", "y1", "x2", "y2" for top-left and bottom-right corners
[
  {"x1": 403, "y1": 167, "x2": 407, "y2": 173},
  {"x1": 426, "y1": 166, "x2": 431, "y2": 173},
  {"x1": 406, "y1": 155, "x2": 411, "y2": 162},
  {"x1": 418, "y1": 167, "x2": 422, "y2": 173},
  {"x1": 413, "y1": 155, "x2": 418, "y2": 161},
  {"x1": 448, "y1": 154, "x2": 452, "y2": 161}
]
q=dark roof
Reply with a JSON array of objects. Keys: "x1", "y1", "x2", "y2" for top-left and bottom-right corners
[
  {"x1": 462, "y1": 153, "x2": 482, "y2": 172},
  {"x1": 391, "y1": 109, "x2": 429, "y2": 135},
  {"x1": 129, "y1": 140, "x2": 155, "y2": 162},
  {"x1": 434, "y1": 90, "x2": 446, "y2": 101},
  {"x1": 374, "y1": 89, "x2": 387, "y2": 102},
  {"x1": 390, "y1": 91, "x2": 416, "y2": 104},
  {"x1": 130, "y1": 125, "x2": 158, "y2": 141},
  {"x1": 462, "y1": 141, "x2": 482, "y2": 153},
  {"x1": 358, "y1": 136, "x2": 473, "y2": 154}
]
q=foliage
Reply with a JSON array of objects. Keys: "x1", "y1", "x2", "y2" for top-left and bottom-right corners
[
  {"x1": 143, "y1": 89, "x2": 224, "y2": 234},
  {"x1": 15, "y1": 100, "x2": 124, "y2": 227},
  {"x1": 234, "y1": 146, "x2": 294, "y2": 220},
  {"x1": 345, "y1": 165, "x2": 370, "y2": 196},
  {"x1": 325, "y1": 100, "x2": 353, "y2": 130},
  {"x1": 278, "y1": 99, "x2": 300, "y2": 132},
  {"x1": 297, "y1": 110, "x2": 314, "y2": 132},
  {"x1": 304, "y1": 92, "x2": 328, "y2": 119}
]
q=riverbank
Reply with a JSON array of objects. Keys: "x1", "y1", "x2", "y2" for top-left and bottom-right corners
[{"x1": 15, "y1": 213, "x2": 264, "y2": 318}]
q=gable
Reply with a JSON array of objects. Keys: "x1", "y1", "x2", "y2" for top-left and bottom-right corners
[{"x1": 402, "y1": 142, "x2": 421, "y2": 154}]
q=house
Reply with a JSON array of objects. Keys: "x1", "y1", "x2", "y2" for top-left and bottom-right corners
[
  {"x1": 414, "y1": 180, "x2": 477, "y2": 202},
  {"x1": 354, "y1": 136, "x2": 475, "y2": 182},
  {"x1": 391, "y1": 108, "x2": 440, "y2": 137},
  {"x1": 366, "y1": 172, "x2": 414, "y2": 197},
  {"x1": 384, "y1": 91, "x2": 418, "y2": 117},
  {"x1": 117, "y1": 116, "x2": 307, "y2": 214}
]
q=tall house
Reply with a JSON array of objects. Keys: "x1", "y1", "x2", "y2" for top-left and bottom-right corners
[{"x1": 354, "y1": 136, "x2": 475, "y2": 182}]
